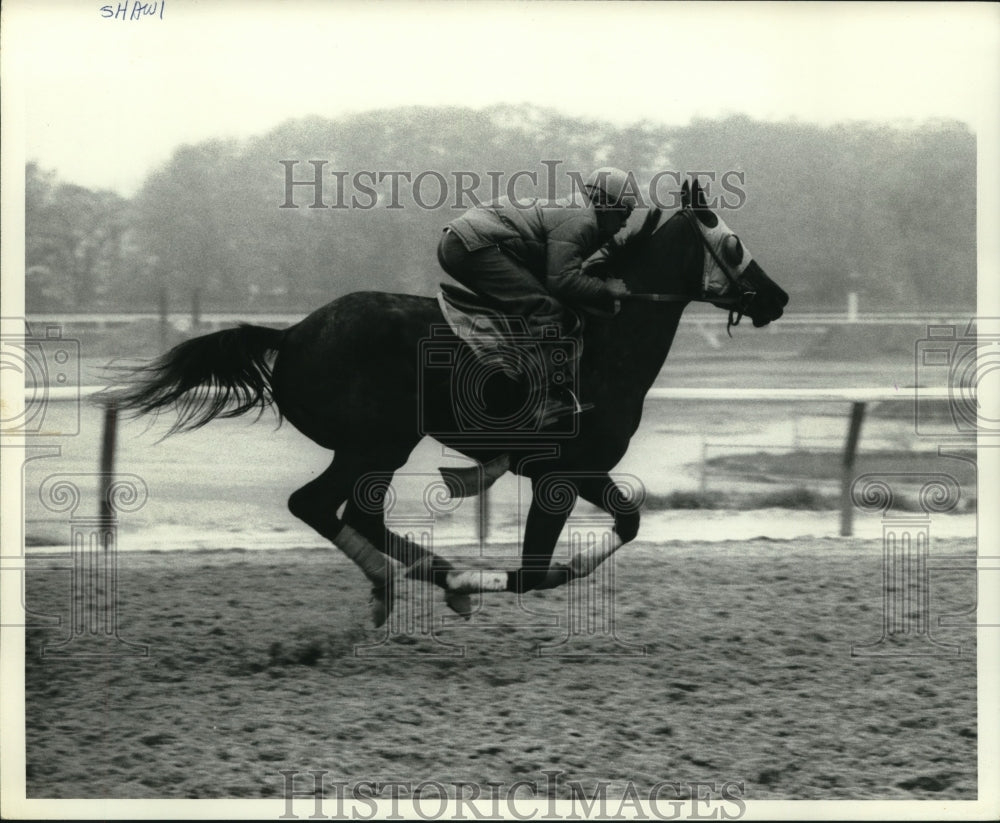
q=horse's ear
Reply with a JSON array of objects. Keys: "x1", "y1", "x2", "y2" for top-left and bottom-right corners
[
  {"x1": 690, "y1": 178, "x2": 719, "y2": 226},
  {"x1": 693, "y1": 179, "x2": 709, "y2": 210},
  {"x1": 680, "y1": 179, "x2": 691, "y2": 209}
]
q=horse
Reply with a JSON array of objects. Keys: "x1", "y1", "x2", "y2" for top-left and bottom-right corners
[{"x1": 108, "y1": 179, "x2": 788, "y2": 625}]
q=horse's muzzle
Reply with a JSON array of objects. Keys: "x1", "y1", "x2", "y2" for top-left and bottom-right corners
[
  {"x1": 740, "y1": 262, "x2": 788, "y2": 327},
  {"x1": 752, "y1": 306, "x2": 783, "y2": 327}
]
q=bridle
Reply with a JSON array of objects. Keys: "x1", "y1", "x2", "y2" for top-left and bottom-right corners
[{"x1": 619, "y1": 207, "x2": 758, "y2": 335}]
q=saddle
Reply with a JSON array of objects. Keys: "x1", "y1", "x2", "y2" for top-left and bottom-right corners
[
  {"x1": 437, "y1": 282, "x2": 529, "y2": 374},
  {"x1": 436, "y1": 282, "x2": 583, "y2": 372}
]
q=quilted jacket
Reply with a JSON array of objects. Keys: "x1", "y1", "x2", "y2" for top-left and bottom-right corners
[{"x1": 447, "y1": 193, "x2": 616, "y2": 302}]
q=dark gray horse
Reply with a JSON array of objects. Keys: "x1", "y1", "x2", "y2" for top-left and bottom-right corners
[{"x1": 109, "y1": 180, "x2": 788, "y2": 625}]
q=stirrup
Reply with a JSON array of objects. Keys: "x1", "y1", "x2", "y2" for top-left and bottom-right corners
[
  {"x1": 537, "y1": 387, "x2": 593, "y2": 428},
  {"x1": 565, "y1": 387, "x2": 595, "y2": 415}
]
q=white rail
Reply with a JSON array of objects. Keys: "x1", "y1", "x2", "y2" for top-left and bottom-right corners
[{"x1": 645, "y1": 387, "x2": 957, "y2": 402}]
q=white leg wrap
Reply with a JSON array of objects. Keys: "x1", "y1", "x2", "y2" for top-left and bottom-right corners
[
  {"x1": 446, "y1": 570, "x2": 509, "y2": 593},
  {"x1": 569, "y1": 534, "x2": 625, "y2": 579},
  {"x1": 335, "y1": 524, "x2": 389, "y2": 584}
]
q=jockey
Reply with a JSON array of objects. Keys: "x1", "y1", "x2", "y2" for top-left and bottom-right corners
[{"x1": 437, "y1": 166, "x2": 636, "y2": 425}]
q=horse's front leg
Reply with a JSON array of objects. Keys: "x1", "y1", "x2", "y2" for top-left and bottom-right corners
[
  {"x1": 439, "y1": 476, "x2": 577, "y2": 596},
  {"x1": 542, "y1": 473, "x2": 641, "y2": 583},
  {"x1": 509, "y1": 476, "x2": 579, "y2": 593}
]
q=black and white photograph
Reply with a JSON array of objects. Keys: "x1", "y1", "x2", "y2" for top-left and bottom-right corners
[{"x1": 1, "y1": 1, "x2": 998, "y2": 819}]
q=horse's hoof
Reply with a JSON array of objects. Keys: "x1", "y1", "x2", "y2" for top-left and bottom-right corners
[
  {"x1": 445, "y1": 589, "x2": 473, "y2": 621},
  {"x1": 567, "y1": 555, "x2": 592, "y2": 579},
  {"x1": 369, "y1": 580, "x2": 393, "y2": 628},
  {"x1": 370, "y1": 598, "x2": 389, "y2": 628}
]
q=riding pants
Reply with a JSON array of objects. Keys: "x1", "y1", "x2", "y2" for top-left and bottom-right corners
[
  {"x1": 437, "y1": 228, "x2": 578, "y2": 390},
  {"x1": 437, "y1": 229, "x2": 566, "y2": 332}
]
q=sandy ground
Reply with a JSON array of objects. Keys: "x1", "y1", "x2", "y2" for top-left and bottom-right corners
[{"x1": 24, "y1": 537, "x2": 977, "y2": 801}]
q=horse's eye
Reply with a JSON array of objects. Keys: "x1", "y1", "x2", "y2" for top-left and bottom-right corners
[{"x1": 722, "y1": 235, "x2": 743, "y2": 266}]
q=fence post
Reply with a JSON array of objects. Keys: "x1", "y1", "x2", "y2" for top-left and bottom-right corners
[
  {"x1": 478, "y1": 487, "x2": 490, "y2": 543},
  {"x1": 839, "y1": 402, "x2": 866, "y2": 536},
  {"x1": 191, "y1": 289, "x2": 202, "y2": 332},
  {"x1": 700, "y1": 439, "x2": 708, "y2": 495},
  {"x1": 99, "y1": 401, "x2": 118, "y2": 527}
]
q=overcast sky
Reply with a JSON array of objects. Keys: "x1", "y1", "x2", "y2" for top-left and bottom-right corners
[{"x1": 3, "y1": 1, "x2": 999, "y2": 196}]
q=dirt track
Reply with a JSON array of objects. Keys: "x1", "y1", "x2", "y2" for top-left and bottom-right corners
[{"x1": 25, "y1": 537, "x2": 977, "y2": 801}]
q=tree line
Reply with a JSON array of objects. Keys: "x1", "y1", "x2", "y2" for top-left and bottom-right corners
[{"x1": 25, "y1": 106, "x2": 976, "y2": 314}]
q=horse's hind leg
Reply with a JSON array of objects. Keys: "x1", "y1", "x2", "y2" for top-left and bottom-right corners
[
  {"x1": 320, "y1": 446, "x2": 435, "y2": 569},
  {"x1": 287, "y1": 452, "x2": 394, "y2": 626},
  {"x1": 342, "y1": 471, "x2": 474, "y2": 618},
  {"x1": 343, "y1": 497, "x2": 431, "y2": 566}
]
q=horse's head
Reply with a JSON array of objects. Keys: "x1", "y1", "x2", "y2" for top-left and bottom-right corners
[
  {"x1": 617, "y1": 179, "x2": 788, "y2": 328},
  {"x1": 680, "y1": 178, "x2": 787, "y2": 327}
]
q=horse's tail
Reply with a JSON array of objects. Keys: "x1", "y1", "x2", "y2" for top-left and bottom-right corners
[{"x1": 103, "y1": 324, "x2": 284, "y2": 434}]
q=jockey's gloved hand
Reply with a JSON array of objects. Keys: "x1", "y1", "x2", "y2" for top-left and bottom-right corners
[{"x1": 605, "y1": 278, "x2": 630, "y2": 297}]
